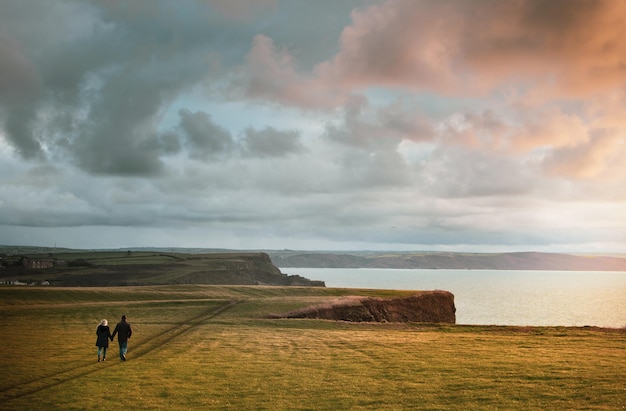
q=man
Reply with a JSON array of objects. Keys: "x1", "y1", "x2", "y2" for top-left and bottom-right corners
[{"x1": 111, "y1": 314, "x2": 132, "y2": 361}]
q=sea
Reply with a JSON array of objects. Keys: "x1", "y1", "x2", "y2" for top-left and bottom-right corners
[{"x1": 280, "y1": 268, "x2": 626, "y2": 328}]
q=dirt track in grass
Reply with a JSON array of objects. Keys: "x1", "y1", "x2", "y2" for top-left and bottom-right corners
[{"x1": 0, "y1": 299, "x2": 243, "y2": 403}]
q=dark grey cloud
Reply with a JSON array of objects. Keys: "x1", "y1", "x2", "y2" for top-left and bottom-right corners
[
  {"x1": 0, "y1": 0, "x2": 373, "y2": 173},
  {"x1": 0, "y1": 0, "x2": 264, "y2": 175},
  {"x1": 241, "y1": 127, "x2": 304, "y2": 157},
  {"x1": 178, "y1": 109, "x2": 234, "y2": 158},
  {"x1": 0, "y1": 32, "x2": 42, "y2": 159},
  {"x1": 0, "y1": 33, "x2": 38, "y2": 102}
]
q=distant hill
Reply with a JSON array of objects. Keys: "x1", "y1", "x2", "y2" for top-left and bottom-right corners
[
  {"x1": 268, "y1": 251, "x2": 626, "y2": 271},
  {"x1": 0, "y1": 249, "x2": 324, "y2": 287},
  {"x1": 2, "y1": 246, "x2": 625, "y2": 284}
]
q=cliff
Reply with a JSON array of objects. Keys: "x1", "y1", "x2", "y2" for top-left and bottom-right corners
[
  {"x1": 0, "y1": 251, "x2": 325, "y2": 287},
  {"x1": 271, "y1": 290, "x2": 456, "y2": 323}
]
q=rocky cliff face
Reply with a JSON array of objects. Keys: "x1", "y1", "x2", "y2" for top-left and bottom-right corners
[{"x1": 272, "y1": 290, "x2": 456, "y2": 323}]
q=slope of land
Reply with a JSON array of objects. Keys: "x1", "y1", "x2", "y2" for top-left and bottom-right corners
[
  {"x1": 269, "y1": 250, "x2": 626, "y2": 271},
  {"x1": 0, "y1": 249, "x2": 324, "y2": 287},
  {"x1": 271, "y1": 290, "x2": 456, "y2": 323},
  {"x1": 0, "y1": 245, "x2": 626, "y2": 285},
  {"x1": 0, "y1": 285, "x2": 624, "y2": 410}
]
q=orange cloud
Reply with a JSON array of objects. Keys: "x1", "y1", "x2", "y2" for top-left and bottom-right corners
[
  {"x1": 543, "y1": 129, "x2": 625, "y2": 179},
  {"x1": 236, "y1": 0, "x2": 626, "y2": 187},
  {"x1": 242, "y1": 35, "x2": 349, "y2": 108},
  {"x1": 509, "y1": 108, "x2": 589, "y2": 152},
  {"x1": 317, "y1": 0, "x2": 459, "y2": 93},
  {"x1": 322, "y1": 0, "x2": 626, "y2": 98},
  {"x1": 240, "y1": 0, "x2": 626, "y2": 108},
  {"x1": 459, "y1": 0, "x2": 626, "y2": 98}
]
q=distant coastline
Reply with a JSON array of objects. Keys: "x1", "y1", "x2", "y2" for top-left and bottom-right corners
[
  {"x1": 2, "y1": 245, "x2": 625, "y2": 271},
  {"x1": 269, "y1": 250, "x2": 626, "y2": 271}
]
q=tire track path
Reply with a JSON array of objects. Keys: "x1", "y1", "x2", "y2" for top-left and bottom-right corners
[{"x1": 0, "y1": 298, "x2": 244, "y2": 403}]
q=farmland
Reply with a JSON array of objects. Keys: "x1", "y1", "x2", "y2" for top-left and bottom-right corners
[{"x1": 0, "y1": 249, "x2": 323, "y2": 287}]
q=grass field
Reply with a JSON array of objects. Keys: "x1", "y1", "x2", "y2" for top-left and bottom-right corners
[
  {"x1": 1, "y1": 285, "x2": 624, "y2": 410},
  {"x1": 0, "y1": 250, "x2": 322, "y2": 287}
]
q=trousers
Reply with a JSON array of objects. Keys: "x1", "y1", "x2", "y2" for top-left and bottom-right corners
[{"x1": 119, "y1": 341, "x2": 128, "y2": 359}]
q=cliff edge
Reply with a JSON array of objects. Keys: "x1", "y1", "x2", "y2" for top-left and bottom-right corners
[
  {"x1": 271, "y1": 290, "x2": 456, "y2": 323},
  {"x1": 0, "y1": 251, "x2": 325, "y2": 287}
]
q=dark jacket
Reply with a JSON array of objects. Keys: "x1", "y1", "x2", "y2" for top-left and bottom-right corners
[
  {"x1": 112, "y1": 320, "x2": 132, "y2": 343},
  {"x1": 95, "y1": 325, "x2": 112, "y2": 347}
]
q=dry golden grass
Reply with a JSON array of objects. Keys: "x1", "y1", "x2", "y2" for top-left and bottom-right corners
[{"x1": 1, "y1": 285, "x2": 624, "y2": 410}]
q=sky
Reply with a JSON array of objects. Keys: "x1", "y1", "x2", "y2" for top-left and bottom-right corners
[{"x1": 1, "y1": 0, "x2": 625, "y2": 253}]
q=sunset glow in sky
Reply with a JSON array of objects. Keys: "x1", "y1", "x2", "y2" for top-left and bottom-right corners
[{"x1": 1, "y1": 0, "x2": 625, "y2": 252}]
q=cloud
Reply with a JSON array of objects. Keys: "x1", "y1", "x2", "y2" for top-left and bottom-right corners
[
  {"x1": 177, "y1": 109, "x2": 234, "y2": 159},
  {"x1": 508, "y1": 108, "x2": 589, "y2": 152},
  {"x1": 240, "y1": 34, "x2": 348, "y2": 108},
  {"x1": 208, "y1": 0, "x2": 278, "y2": 21},
  {"x1": 0, "y1": 33, "x2": 42, "y2": 159},
  {"x1": 242, "y1": 0, "x2": 626, "y2": 106},
  {"x1": 543, "y1": 129, "x2": 626, "y2": 179},
  {"x1": 0, "y1": 0, "x2": 624, "y2": 252},
  {"x1": 376, "y1": 99, "x2": 435, "y2": 142},
  {"x1": 0, "y1": 0, "x2": 244, "y2": 175},
  {"x1": 0, "y1": 33, "x2": 38, "y2": 102},
  {"x1": 241, "y1": 127, "x2": 304, "y2": 158},
  {"x1": 324, "y1": 0, "x2": 626, "y2": 97},
  {"x1": 319, "y1": 0, "x2": 460, "y2": 92},
  {"x1": 419, "y1": 145, "x2": 537, "y2": 198}
]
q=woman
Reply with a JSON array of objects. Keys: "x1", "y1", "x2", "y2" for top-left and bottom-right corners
[{"x1": 95, "y1": 319, "x2": 112, "y2": 362}]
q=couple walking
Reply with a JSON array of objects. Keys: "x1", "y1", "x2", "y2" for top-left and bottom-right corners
[{"x1": 95, "y1": 315, "x2": 133, "y2": 362}]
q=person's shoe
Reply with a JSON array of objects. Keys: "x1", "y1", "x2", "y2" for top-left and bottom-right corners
[
  {"x1": 121, "y1": 355, "x2": 126, "y2": 361},
  {"x1": 102, "y1": 358, "x2": 106, "y2": 362},
  {"x1": 98, "y1": 357, "x2": 101, "y2": 362}
]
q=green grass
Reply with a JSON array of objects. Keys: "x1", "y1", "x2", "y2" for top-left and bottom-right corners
[
  {"x1": 1, "y1": 285, "x2": 624, "y2": 410},
  {"x1": 1, "y1": 250, "x2": 325, "y2": 287}
]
